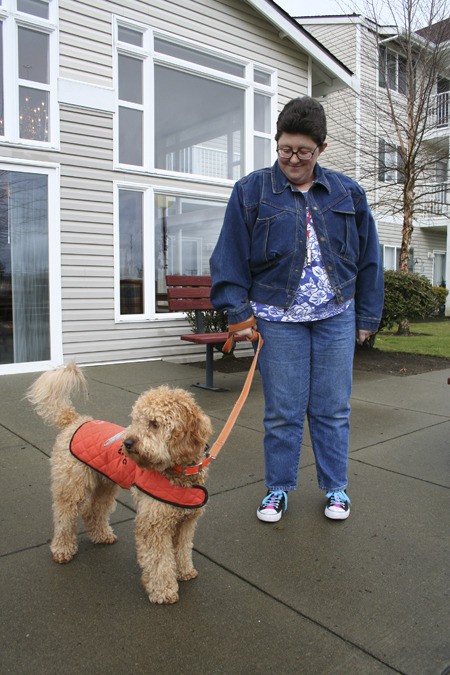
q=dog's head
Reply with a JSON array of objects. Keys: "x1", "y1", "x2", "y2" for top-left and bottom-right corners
[{"x1": 121, "y1": 386, "x2": 212, "y2": 473}]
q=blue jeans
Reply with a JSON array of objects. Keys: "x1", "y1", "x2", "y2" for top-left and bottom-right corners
[{"x1": 256, "y1": 302, "x2": 355, "y2": 493}]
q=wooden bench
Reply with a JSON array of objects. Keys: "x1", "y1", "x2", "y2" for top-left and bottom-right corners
[{"x1": 166, "y1": 274, "x2": 245, "y2": 391}]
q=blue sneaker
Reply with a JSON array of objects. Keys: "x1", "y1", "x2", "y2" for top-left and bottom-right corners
[
  {"x1": 257, "y1": 490, "x2": 288, "y2": 522},
  {"x1": 324, "y1": 490, "x2": 351, "y2": 520}
]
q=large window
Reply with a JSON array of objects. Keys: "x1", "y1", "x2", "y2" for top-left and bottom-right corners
[
  {"x1": 379, "y1": 45, "x2": 407, "y2": 95},
  {"x1": 0, "y1": 0, "x2": 56, "y2": 144},
  {"x1": 115, "y1": 22, "x2": 276, "y2": 322},
  {"x1": 115, "y1": 21, "x2": 276, "y2": 179},
  {"x1": 0, "y1": 22, "x2": 3, "y2": 136},
  {"x1": 116, "y1": 186, "x2": 226, "y2": 318}
]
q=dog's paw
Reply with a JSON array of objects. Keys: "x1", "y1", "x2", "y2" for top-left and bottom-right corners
[
  {"x1": 149, "y1": 589, "x2": 180, "y2": 604},
  {"x1": 52, "y1": 550, "x2": 76, "y2": 564},
  {"x1": 177, "y1": 568, "x2": 198, "y2": 582},
  {"x1": 90, "y1": 532, "x2": 118, "y2": 546}
]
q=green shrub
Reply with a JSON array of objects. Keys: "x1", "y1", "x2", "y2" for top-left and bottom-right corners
[
  {"x1": 381, "y1": 271, "x2": 440, "y2": 331},
  {"x1": 186, "y1": 309, "x2": 227, "y2": 333},
  {"x1": 186, "y1": 309, "x2": 230, "y2": 353},
  {"x1": 431, "y1": 285, "x2": 449, "y2": 316}
]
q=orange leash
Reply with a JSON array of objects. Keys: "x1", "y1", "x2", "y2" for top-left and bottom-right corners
[{"x1": 173, "y1": 329, "x2": 263, "y2": 475}]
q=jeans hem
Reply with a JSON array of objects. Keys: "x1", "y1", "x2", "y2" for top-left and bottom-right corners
[
  {"x1": 266, "y1": 485, "x2": 296, "y2": 492},
  {"x1": 320, "y1": 485, "x2": 348, "y2": 493}
]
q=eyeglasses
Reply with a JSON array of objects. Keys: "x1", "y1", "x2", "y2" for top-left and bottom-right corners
[{"x1": 276, "y1": 145, "x2": 319, "y2": 161}]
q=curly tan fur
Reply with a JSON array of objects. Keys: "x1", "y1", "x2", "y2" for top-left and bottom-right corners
[{"x1": 26, "y1": 363, "x2": 212, "y2": 604}]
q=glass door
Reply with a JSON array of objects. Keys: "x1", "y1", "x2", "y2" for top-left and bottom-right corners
[{"x1": 0, "y1": 169, "x2": 51, "y2": 366}]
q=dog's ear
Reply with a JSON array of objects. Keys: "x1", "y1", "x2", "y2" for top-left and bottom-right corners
[{"x1": 170, "y1": 407, "x2": 212, "y2": 465}]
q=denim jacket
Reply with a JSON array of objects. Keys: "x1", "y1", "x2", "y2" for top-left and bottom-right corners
[{"x1": 210, "y1": 161, "x2": 384, "y2": 332}]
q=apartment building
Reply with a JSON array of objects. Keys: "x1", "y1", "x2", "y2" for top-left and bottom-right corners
[
  {"x1": 299, "y1": 14, "x2": 449, "y2": 315},
  {"x1": 0, "y1": 0, "x2": 357, "y2": 375}
]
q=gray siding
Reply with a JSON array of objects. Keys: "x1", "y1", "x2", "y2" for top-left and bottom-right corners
[{"x1": 56, "y1": 0, "x2": 311, "y2": 364}]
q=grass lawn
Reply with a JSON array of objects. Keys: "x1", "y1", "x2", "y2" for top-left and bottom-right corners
[{"x1": 376, "y1": 320, "x2": 450, "y2": 358}]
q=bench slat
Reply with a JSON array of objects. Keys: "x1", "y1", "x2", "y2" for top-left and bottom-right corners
[
  {"x1": 167, "y1": 287, "x2": 212, "y2": 300},
  {"x1": 181, "y1": 333, "x2": 245, "y2": 344},
  {"x1": 180, "y1": 332, "x2": 228, "y2": 344},
  {"x1": 168, "y1": 298, "x2": 213, "y2": 311},
  {"x1": 166, "y1": 275, "x2": 212, "y2": 287}
]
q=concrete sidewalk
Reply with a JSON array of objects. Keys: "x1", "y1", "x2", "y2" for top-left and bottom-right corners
[{"x1": 1, "y1": 359, "x2": 449, "y2": 675}]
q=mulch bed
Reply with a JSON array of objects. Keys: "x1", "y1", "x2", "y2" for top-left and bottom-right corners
[{"x1": 190, "y1": 347, "x2": 450, "y2": 377}]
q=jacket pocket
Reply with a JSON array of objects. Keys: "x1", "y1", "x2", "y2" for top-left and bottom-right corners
[
  {"x1": 251, "y1": 209, "x2": 297, "y2": 265},
  {"x1": 328, "y1": 196, "x2": 358, "y2": 259}
]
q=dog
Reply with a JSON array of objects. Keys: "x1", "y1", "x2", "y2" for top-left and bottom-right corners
[{"x1": 26, "y1": 363, "x2": 213, "y2": 604}]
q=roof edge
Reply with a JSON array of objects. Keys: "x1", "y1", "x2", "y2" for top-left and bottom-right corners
[{"x1": 243, "y1": 0, "x2": 358, "y2": 93}]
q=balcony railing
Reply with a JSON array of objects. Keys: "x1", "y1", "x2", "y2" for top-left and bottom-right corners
[
  {"x1": 419, "y1": 181, "x2": 449, "y2": 215},
  {"x1": 428, "y1": 92, "x2": 449, "y2": 129}
]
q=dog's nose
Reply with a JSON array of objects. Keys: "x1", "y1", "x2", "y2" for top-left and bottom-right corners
[{"x1": 123, "y1": 439, "x2": 134, "y2": 450}]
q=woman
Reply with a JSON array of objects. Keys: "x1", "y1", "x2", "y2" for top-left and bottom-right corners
[{"x1": 210, "y1": 96, "x2": 384, "y2": 522}]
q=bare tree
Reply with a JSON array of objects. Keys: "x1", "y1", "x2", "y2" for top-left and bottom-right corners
[
  {"x1": 314, "y1": 0, "x2": 449, "y2": 275},
  {"x1": 364, "y1": 0, "x2": 449, "y2": 273}
]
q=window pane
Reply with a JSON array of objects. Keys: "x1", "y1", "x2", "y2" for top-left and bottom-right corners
[
  {"x1": 387, "y1": 51, "x2": 397, "y2": 90},
  {"x1": 18, "y1": 28, "x2": 49, "y2": 84},
  {"x1": 118, "y1": 54, "x2": 142, "y2": 104},
  {"x1": 384, "y1": 143, "x2": 397, "y2": 181},
  {"x1": 398, "y1": 56, "x2": 407, "y2": 94},
  {"x1": 254, "y1": 137, "x2": 271, "y2": 170},
  {"x1": 119, "y1": 190, "x2": 143, "y2": 315},
  {"x1": 378, "y1": 46, "x2": 386, "y2": 88},
  {"x1": 155, "y1": 195, "x2": 226, "y2": 311},
  {"x1": 17, "y1": 0, "x2": 49, "y2": 18},
  {"x1": 0, "y1": 171, "x2": 49, "y2": 364},
  {"x1": 119, "y1": 107, "x2": 143, "y2": 165},
  {"x1": 0, "y1": 24, "x2": 3, "y2": 136},
  {"x1": 155, "y1": 65, "x2": 245, "y2": 179},
  {"x1": 118, "y1": 25, "x2": 143, "y2": 47},
  {"x1": 384, "y1": 246, "x2": 396, "y2": 270},
  {"x1": 254, "y1": 93, "x2": 270, "y2": 133},
  {"x1": 254, "y1": 68, "x2": 271, "y2": 86},
  {"x1": 19, "y1": 87, "x2": 49, "y2": 141},
  {"x1": 154, "y1": 38, "x2": 245, "y2": 77}
]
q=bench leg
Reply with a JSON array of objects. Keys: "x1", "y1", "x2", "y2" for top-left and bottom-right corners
[{"x1": 192, "y1": 344, "x2": 228, "y2": 392}]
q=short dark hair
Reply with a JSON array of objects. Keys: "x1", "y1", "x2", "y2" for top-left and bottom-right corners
[{"x1": 275, "y1": 96, "x2": 327, "y2": 145}]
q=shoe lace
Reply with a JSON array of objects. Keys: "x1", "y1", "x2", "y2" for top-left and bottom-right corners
[
  {"x1": 262, "y1": 491, "x2": 287, "y2": 510},
  {"x1": 326, "y1": 490, "x2": 351, "y2": 506}
]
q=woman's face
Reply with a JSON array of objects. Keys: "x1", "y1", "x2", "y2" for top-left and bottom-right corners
[{"x1": 276, "y1": 132, "x2": 326, "y2": 187}]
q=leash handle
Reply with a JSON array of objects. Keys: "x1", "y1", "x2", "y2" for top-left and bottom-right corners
[
  {"x1": 222, "y1": 327, "x2": 258, "y2": 354},
  {"x1": 209, "y1": 329, "x2": 263, "y2": 460}
]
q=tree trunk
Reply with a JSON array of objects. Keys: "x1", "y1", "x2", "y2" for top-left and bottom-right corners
[{"x1": 397, "y1": 319, "x2": 411, "y2": 335}]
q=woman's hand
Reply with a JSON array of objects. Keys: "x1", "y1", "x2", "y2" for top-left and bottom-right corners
[
  {"x1": 234, "y1": 327, "x2": 255, "y2": 339},
  {"x1": 357, "y1": 329, "x2": 374, "y2": 345}
]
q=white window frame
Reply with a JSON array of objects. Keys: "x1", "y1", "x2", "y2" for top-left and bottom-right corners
[
  {"x1": 114, "y1": 182, "x2": 228, "y2": 323},
  {"x1": 378, "y1": 44, "x2": 407, "y2": 95},
  {"x1": 0, "y1": 158, "x2": 62, "y2": 375},
  {"x1": 114, "y1": 182, "x2": 153, "y2": 322},
  {"x1": 432, "y1": 250, "x2": 446, "y2": 287},
  {"x1": 0, "y1": 0, "x2": 59, "y2": 149},
  {"x1": 379, "y1": 138, "x2": 404, "y2": 184},
  {"x1": 113, "y1": 17, "x2": 277, "y2": 182},
  {"x1": 383, "y1": 244, "x2": 400, "y2": 270}
]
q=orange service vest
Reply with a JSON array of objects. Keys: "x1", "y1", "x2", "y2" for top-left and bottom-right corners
[{"x1": 70, "y1": 420, "x2": 208, "y2": 509}]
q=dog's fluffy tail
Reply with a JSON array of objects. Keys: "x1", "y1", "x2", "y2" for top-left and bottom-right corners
[{"x1": 26, "y1": 362, "x2": 88, "y2": 429}]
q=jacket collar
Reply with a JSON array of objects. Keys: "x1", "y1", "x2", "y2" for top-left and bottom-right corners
[{"x1": 270, "y1": 160, "x2": 332, "y2": 195}]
